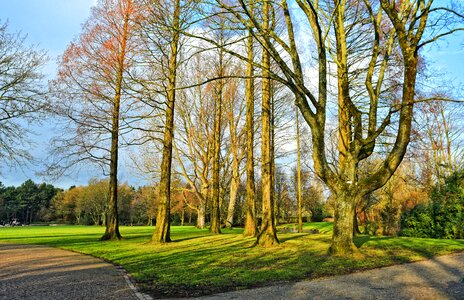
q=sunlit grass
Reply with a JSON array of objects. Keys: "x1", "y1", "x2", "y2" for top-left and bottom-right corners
[{"x1": 1, "y1": 223, "x2": 463, "y2": 296}]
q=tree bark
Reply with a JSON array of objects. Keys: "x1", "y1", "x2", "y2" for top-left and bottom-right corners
[
  {"x1": 197, "y1": 184, "x2": 207, "y2": 229},
  {"x1": 101, "y1": 2, "x2": 132, "y2": 241},
  {"x1": 210, "y1": 13, "x2": 229, "y2": 234},
  {"x1": 226, "y1": 160, "x2": 239, "y2": 228},
  {"x1": 271, "y1": 84, "x2": 277, "y2": 228},
  {"x1": 210, "y1": 47, "x2": 223, "y2": 235},
  {"x1": 225, "y1": 86, "x2": 241, "y2": 229},
  {"x1": 328, "y1": 191, "x2": 359, "y2": 255},
  {"x1": 243, "y1": 20, "x2": 257, "y2": 237},
  {"x1": 256, "y1": 0, "x2": 278, "y2": 246},
  {"x1": 152, "y1": 0, "x2": 181, "y2": 243},
  {"x1": 296, "y1": 107, "x2": 303, "y2": 233}
]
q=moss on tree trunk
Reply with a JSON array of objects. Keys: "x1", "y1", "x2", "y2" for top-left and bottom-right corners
[{"x1": 328, "y1": 191, "x2": 359, "y2": 255}]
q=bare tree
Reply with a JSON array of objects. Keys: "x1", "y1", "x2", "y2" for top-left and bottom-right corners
[
  {"x1": 224, "y1": 73, "x2": 247, "y2": 229},
  {"x1": 174, "y1": 53, "x2": 215, "y2": 229},
  {"x1": 139, "y1": 0, "x2": 199, "y2": 242},
  {"x1": 414, "y1": 99, "x2": 464, "y2": 186},
  {"x1": 49, "y1": 0, "x2": 141, "y2": 240},
  {"x1": 214, "y1": 0, "x2": 464, "y2": 254},
  {"x1": 0, "y1": 21, "x2": 47, "y2": 169}
]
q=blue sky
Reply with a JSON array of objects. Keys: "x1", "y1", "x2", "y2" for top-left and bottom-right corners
[
  {"x1": 0, "y1": 1, "x2": 462, "y2": 189},
  {"x1": 0, "y1": 0, "x2": 96, "y2": 75},
  {"x1": 0, "y1": 0, "x2": 143, "y2": 189},
  {"x1": 0, "y1": 1, "x2": 97, "y2": 188}
]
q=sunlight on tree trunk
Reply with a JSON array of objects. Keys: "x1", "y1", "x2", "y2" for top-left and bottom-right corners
[
  {"x1": 243, "y1": 14, "x2": 257, "y2": 237},
  {"x1": 256, "y1": 0, "x2": 278, "y2": 246},
  {"x1": 152, "y1": 0, "x2": 181, "y2": 243},
  {"x1": 296, "y1": 106, "x2": 303, "y2": 233}
]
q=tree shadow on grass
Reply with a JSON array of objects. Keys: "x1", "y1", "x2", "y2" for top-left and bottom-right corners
[
  {"x1": 278, "y1": 233, "x2": 311, "y2": 243},
  {"x1": 170, "y1": 235, "x2": 206, "y2": 243},
  {"x1": 354, "y1": 235, "x2": 371, "y2": 248}
]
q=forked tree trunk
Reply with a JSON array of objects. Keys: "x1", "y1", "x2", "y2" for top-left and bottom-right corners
[{"x1": 152, "y1": 0, "x2": 181, "y2": 243}]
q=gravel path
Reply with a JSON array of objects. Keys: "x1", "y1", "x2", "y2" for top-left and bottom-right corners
[
  {"x1": 194, "y1": 252, "x2": 464, "y2": 300},
  {"x1": 0, "y1": 243, "x2": 142, "y2": 300}
]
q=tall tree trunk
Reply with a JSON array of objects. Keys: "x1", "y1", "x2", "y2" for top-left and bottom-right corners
[
  {"x1": 243, "y1": 20, "x2": 257, "y2": 237},
  {"x1": 256, "y1": 0, "x2": 278, "y2": 246},
  {"x1": 226, "y1": 98, "x2": 240, "y2": 229},
  {"x1": 210, "y1": 76, "x2": 222, "y2": 234},
  {"x1": 296, "y1": 107, "x2": 303, "y2": 233},
  {"x1": 210, "y1": 18, "x2": 225, "y2": 234},
  {"x1": 226, "y1": 159, "x2": 239, "y2": 228},
  {"x1": 328, "y1": 1, "x2": 358, "y2": 254},
  {"x1": 197, "y1": 185, "x2": 207, "y2": 229},
  {"x1": 101, "y1": 4, "x2": 131, "y2": 241},
  {"x1": 181, "y1": 207, "x2": 185, "y2": 226},
  {"x1": 101, "y1": 120, "x2": 121, "y2": 240},
  {"x1": 271, "y1": 85, "x2": 277, "y2": 228},
  {"x1": 152, "y1": 0, "x2": 181, "y2": 243}
]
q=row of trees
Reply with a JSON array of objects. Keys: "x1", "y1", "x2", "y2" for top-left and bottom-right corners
[
  {"x1": 0, "y1": 180, "x2": 59, "y2": 225},
  {"x1": 0, "y1": 176, "x2": 325, "y2": 227},
  {"x1": 1, "y1": 1, "x2": 463, "y2": 255}
]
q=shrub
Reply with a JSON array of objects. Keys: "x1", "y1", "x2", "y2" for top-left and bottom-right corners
[{"x1": 400, "y1": 169, "x2": 464, "y2": 239}]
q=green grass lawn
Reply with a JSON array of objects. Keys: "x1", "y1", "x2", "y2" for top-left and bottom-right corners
[{"x1": 1, "y1": 223, "x2": 463, "y2": 297}]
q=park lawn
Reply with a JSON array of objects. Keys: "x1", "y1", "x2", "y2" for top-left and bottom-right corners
[{"x1": 1, "y1": 223, "x2": 463, "y2": 297}]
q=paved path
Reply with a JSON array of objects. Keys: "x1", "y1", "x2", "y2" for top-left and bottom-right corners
[
  {"x1": 194, "y1": 252, "x2": 464, "y2": 300},
  {"x1": 1, "y1": 243, "x2": 463, "y2": 299},
  {"x1": 0, "y1": 243, "x2": 141, "y2": 300}
]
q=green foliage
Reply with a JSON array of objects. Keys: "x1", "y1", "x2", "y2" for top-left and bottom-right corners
[
  {"x1": 400, "y1": 204, "x2": 435, "y2": 238},
  {"x1": 310, "y1": 206, "x2": 326, "y2": 222},
  {"x1": 400, "y1": 169, "x2": 464, "y2": 239},
  {"x1": 1, "y1": 224, "x2": 463, "y2": 297},
  {"x1": 0, "y1": 180, "x2": 60, "y2": 225}
]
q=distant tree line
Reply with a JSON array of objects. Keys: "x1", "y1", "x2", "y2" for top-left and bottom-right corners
[
  {"x1": 0, "y1": 180, "x2": 60, "y2": 225},
  {"x1": 0, "y1": 175, "x2": 328, "y2": 227},
  {"x1": 2, "y1": 166, "x2": 463, "y2": 242}
]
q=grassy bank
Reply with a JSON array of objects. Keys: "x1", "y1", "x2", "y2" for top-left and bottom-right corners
[{"x1": 1, "y1": 223, "x2": 463, "y2": 297}]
